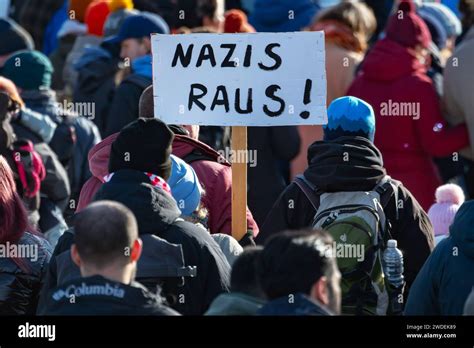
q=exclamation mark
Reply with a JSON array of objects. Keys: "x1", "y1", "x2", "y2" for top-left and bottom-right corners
[{"x1": 299, "y1": 79, "x2": 312, "y2": 119}]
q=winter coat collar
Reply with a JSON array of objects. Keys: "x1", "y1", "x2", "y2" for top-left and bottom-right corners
[
  {"x1": 46, "y1": 275, "x2": 176, "y2": 315},
  {"x1": 132, "y1": 55, "x2": 152, "y2": 79},
  {"x1": 304, "y1": 136, "x2": 386, "y2": 192},
  {"x1": 21, "y1": 89, "x2": 56, "y2": 104},
  {"x1": 205, "y1": 292, "x2": 266, "y2": 315},
  {"x1": 258, "y1": 293, "x2": 332, "y2": 316}
]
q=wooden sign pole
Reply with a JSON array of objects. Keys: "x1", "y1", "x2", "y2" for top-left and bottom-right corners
[{"x1": 231, "y1": 126, "x2": 248, "y2": 241}]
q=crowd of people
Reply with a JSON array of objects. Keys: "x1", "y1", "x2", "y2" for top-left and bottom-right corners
[{"x1": 0, "y1": 0, "x2": 473, "y2": 317}]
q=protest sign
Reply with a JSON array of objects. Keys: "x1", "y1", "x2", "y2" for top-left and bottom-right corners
[
  {"x1": 152, "y1": 32, "x2": 327, "y2": 126},
  {"x1": 152, "y1": 32, "x2": 327, "y2": 239}
]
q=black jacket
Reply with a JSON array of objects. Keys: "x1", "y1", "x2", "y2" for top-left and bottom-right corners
[
  {"x1": 73, "y1": 44, "x2": 121, "y2": 136},
  {"x1": 259, "y1": 136, "x2": 435, "y2": 290},
  {"x1": 38, "y1": 170, "x2": 231, "y2": 315},
  {"x1": 94, "y1": 170, "x2": 231, "y2": 314},
  {"x1": 104, "y1": 74, "x2": 151, "y2": 137},
  {"x1": 12, "y1": 122, "x2": 70, "y2": 235},
  {"x1": 258, "y1": 293, "x2": 332, "y2": 316},
  {"x1": 21, "y1": 89, "x2": 101, "y2": 211},
  {"x1": 41, "y1": 275, "x2": 180, "y2": 315},
  {"x1": 13, "y1": 123, "x2": 70, "y2": 211},
  {"x1": 0, "y1": 232, "x2": 52, "y2": 315},
  {"x1": 247, "y1": 126, "x2": 300, "y2": 227},
  {"x1": 37, "y1": 229, "x2": 197, "y2": 314}
]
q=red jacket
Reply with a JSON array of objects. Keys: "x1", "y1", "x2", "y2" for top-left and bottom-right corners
[
  {"x1": 348, "y1": 39, "x2": 469, "y2": 210},
  {"x1": 77, "y1": 133, "x2": 259, "y2": 237}
]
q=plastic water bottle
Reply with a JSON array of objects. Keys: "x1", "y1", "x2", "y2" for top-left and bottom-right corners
[{"x1": 383, "y1": 239, "x2": 404, "y2": 288}]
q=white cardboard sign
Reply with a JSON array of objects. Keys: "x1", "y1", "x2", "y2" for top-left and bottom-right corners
[{"x1": 152, "y1": 32, "x2": 327, "y2": 126}]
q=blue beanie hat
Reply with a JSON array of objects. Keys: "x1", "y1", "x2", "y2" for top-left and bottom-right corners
[
  {"x1": 249, "y1": 0, "x2": 320, "y2": 32},
  {"x1": 168, "y1": 155, "x2": 202, "y2": 216},
  {"x1": 323, "y1": 96, "x2": 376, "y2": 142}
]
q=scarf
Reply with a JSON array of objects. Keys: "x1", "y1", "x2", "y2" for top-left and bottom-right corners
[
  {"x1": 104, "y1": 171, "x2": 171, "y2": 195},
  {"x1": 310, "y1": 19, "x2": 365, "y2": 53}
]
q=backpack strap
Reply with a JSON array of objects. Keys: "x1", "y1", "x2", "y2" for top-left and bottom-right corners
[
  {"x1": 182, "y1": 149, "x2": 217, "y2": 164},
  {"x1": 374, "y1": 175, "x2": 400, "y2": 243},
  {"x1": 12, "y1": 140, "x2": 45, "y2": 198},
  {"x1": 374, "y1": 175, "x2": 399, "y2": 220},
  {"x1": 293, "y1": 174, "x2": 320, "y2": 211}
]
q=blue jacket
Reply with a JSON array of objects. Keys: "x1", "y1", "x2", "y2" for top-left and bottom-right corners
[
  {"x1": 405, "y1": 201, "x2": 474, "y2": 315},
  {"x1": 258, "y1": 293, "x2": 332, "y2": 316}
]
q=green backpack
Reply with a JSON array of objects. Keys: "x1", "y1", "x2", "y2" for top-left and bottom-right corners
[{"x1": 294, "y1": 174, "x2": 399, "y2": 315}]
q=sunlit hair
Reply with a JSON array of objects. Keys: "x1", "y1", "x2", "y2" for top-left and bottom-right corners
[
  {"x1": 310, "y1": 0, "x2": 376, "y2": 48},
  {"x1": 0, "y1": 155, "x2": 27, "y2": 243},
  {"x1": 0, "y1": 76, "x2": 25, "y2": 108}
]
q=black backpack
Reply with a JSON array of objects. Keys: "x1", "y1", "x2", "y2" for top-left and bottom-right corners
[{"x1": 54, "y1": 230, "x2": 196, "y2": 309}]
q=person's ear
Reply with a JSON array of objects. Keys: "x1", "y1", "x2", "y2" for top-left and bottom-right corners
[
  {"x1": 310, "y1": 276, "x2": 329, "y2": 306},
  {"x1": 130, "y1": 238, "x2": 143, "y2": 262},
  {"x1": 71, "y1": 244, "x2": 82, "y2": 267}
]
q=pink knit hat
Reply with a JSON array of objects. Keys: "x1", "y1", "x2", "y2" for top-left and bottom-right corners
[{"x1": 427, "y1": 184, "x2": 465, "y2": 238}]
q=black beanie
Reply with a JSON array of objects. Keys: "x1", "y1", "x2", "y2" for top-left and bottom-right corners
[
  {"x1": 0, "y1": 18, "x2": 34, "y2": 56},
  {"x1": 108, "y1": 118, "x2": 174, "y2": 180}
]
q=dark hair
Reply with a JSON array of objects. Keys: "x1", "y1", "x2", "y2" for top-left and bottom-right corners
[
  {"x1": 173, "y1": 0, "x2": 220, "y2": 29},
  {"x1": 460, "y1": 0, "x2": 474, "y2": 29},
  {"x1": 0, "y1": 155, "x2": 27, "y2": 243},
  {"x1": 258, "y1": 229, "x2": 336, "y2": 300},
  {"x1": 189, "y1": 26, "x2": 218, "y2": 33},
  {"x1": 74, "y1": 201, "x2": 138, "y2": 268},
  {"x1": 139, "y1": 87, "x2": 189, "y2": 136},
  {"x1": 230, "y1": 246, "x2": 265, "y2": 298}
]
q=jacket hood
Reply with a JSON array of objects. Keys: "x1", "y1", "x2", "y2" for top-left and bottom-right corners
[
  {"x1": 20, "y1": 89, "x2": 70, "y2": 124},
  {"x1": 93, "y1": 169, "x2": 181, "y2": 234},
  {"x1": 205, "y1": 292, "x2": 266, "y2": 315},
  {"x1": 74, "y1": 45, "x2": 119, "y2": 94},
  {"x1": 21, "y1": 88, "x2": 56, "y2": 106},
  {"x1": 304, "y1": 136, "x2": 386, "y2": 192},
  {"x1": 88, "y1": 132, "x2": 119, "y2": 180},
  {"x1": 359, "y1": 38, "x2": 427, "y2": 82},
  {"x1": 74, "y1": 45, "x2": 112, "y2": 70},
  {"x1": 168, "y1": 155, "x2": 202, "y2": 216},
  {"x1": 449, "y1": 201, "x2": 474, "y2": 258},
  {"x1": 258, "y1": 293, "x2": 332, "y2": 316},
  {"x1": 45, "y1": 275, "x2": 176, "y2": 315}
]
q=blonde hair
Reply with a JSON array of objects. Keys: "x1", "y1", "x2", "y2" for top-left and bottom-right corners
[
  {"x1": 313, "y1": 1, "x2": 376, "y2": 42},
  {"x1": 0, "y1": 77, "x2": 24, "y2": 108}
]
